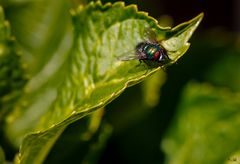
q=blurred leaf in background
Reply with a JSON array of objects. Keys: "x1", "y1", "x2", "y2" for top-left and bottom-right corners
[
  {"x1": 0, "y1": 6, "x2": 27, "y2": 119},
  {"x1": 0, "y1": 146, "x2": 5, "y2": 164},
  {"x1": 162, "y1": 82, "x2": 240, "y2": 164},
  {"x1": 3, "y1": 0, "x2": 73, "y2": 76}
]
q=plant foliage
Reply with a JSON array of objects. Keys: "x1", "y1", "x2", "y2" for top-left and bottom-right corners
[{"x1": 0, "y1": 1, "x2": 202, "y2": 163}]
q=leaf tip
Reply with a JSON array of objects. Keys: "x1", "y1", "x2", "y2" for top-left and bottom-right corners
[
  {"x1": 198, "y1": 12, "x2": 204, "y2": 19},
  {"x1": 194, "y1": 12, "x2": 204, "y2": 25}
]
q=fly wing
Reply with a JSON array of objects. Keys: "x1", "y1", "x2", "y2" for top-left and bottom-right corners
[
  {"x1": 116, "y1": 48, "x2": 142, "y2": 61},
  {"x1": 117, "y1": 27, "x2": 158, "y2": 62},
  {"x1": 143, "y1": 28, "x2": 158, "y2": 44},
  {"x1": 117, "y1": 54, "x2": 140, "y2": 61}
]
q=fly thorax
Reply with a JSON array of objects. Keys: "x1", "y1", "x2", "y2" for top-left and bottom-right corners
[{"x1": 144, "y1": 45, "x2": 158, "y2": 59}]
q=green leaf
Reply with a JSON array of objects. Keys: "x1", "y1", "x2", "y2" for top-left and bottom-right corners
[
  {"x1": 227, "y1": 151, "x2": 240, "y2": 164},
  {"x1": 0, "y1": 146, "x2": 5, "y2": 164},
  {"x1": 161, "y1": 82, "x2": 240, "y2": 164},
  {"x1": 4, "y1": 0, "x2": 72, "y2": 76},
  {"x1": 0, "y1": 6, "x2": 27, "y2": 120},
  {"x1": 162, "y1": 13, "x2": 203, "y2": 63},
  {"x1": 3, "y1": 2, "x2": 202, "y2": 163},
  {"x1": 141, "y1": 71, "x2": 166, "y2": 107}
]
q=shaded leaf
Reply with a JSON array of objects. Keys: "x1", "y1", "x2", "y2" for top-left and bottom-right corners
[
  {"x1": 4, "y1": 0, "x2": 72, "y2": 76},
  {"x1": 162, "y1": 82, "x2": 240, "y2": 164},
  {"x1": 0, "y1": 146, "x2": 5, "y2": 164},
  {"x1": 0, "y1": 6, "x2": 27, "y2": 120}
]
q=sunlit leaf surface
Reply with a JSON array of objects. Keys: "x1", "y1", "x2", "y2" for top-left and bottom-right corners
[{"x1": 1, "y1": 2, "x2": 202, "y2": 163}]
